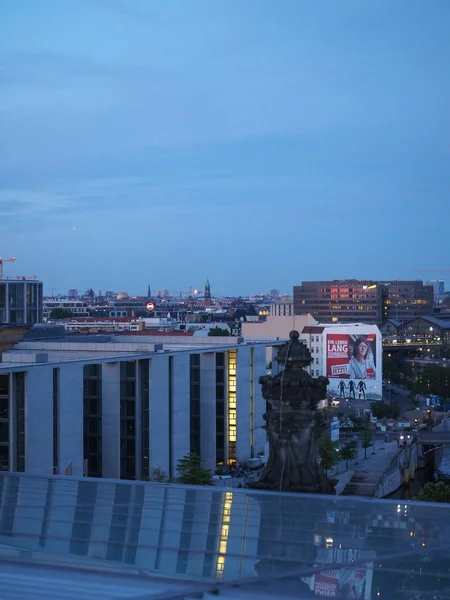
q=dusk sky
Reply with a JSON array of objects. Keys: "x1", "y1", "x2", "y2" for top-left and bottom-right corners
[{"x1": 1, "y1": 0, "x2": 449, "y2": 296}]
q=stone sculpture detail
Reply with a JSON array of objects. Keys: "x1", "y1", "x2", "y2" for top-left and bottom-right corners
[{"x1": 251, "y1": 330, "x2": 334, "y2": 494}]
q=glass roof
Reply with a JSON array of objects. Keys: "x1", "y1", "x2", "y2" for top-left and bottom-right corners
[{"x1": 0, "y1": 473, "x2": 449, "y2": 599}]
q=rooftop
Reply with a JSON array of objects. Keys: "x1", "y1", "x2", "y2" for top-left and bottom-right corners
[
  {"x1": 0, "y1": 330, "x2": 273, "y2": 369},
  {"x1": 0, "y1": 473, "x2": 448, "y2": 599}
]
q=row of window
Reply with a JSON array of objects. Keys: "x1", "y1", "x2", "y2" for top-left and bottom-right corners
[{"x1": 0, "y1": 373, "x2": 25, "y2": 472}]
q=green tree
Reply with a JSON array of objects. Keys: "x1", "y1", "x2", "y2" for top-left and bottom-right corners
[
  {"x1": 370, "y1": 401, "x2": 400, "y2": 420},
  {"x1": 49, "y1": 307, "x2": 73, "y2": 320},
  {"x1": 440, "y1": 345, "x2": 450, "y2": 359},
  {"x1": 208, "y1": 327, "x2": 230, "y2": 337},
  {"x1": 319, "y1": 435, "x2": 339, "y2": 476},
  {"x1": 340, "y1": 440, "x2": 359, "y2": 470},
  {"x1": 413, "y1": 365, "x2": 450, "y2": 398},
  {"x1": 382, "y1": 354, "x2": 405, "y2": 385},
  {"x1": 360, "y1": 427, "x2": 373, "y2": 459},
  {"x1": 415, "y1": 481, "x2": 450, "y2": 503},
  {"x1": 176, "y1": 453, "x2": 212, "y2": 485},
  {"x1": 149, "y1": 467, "x2": 168, "y2": 482}
]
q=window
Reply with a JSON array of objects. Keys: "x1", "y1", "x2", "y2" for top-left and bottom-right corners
[
  {"x1": 316, "y1": 358, "x2": 319, "y2": 365},
  {"x1": 120, "y1": 362, "x2": 136, "y2": 480},
  {"x1": 139, "y1": 360, "x2": 150, "y2": 480},
  {"x1": 227, "y1": 350, "x2": 237, "y2": 462},
  {"x1": 216, "y1": 353, "x2": 226, "y2": 465},
  {"x1": 83, "y1": 365, "x2": 102, "y2": 478},
  {"x1": 14, "y1": 373, "x2": 25, "y2": 472},
  {"x1": 0, "y1": 374, "x2": 9, "y2": 471},
  {"x1": 190, "y1": 354, "x2": 201, "y2": 456}
]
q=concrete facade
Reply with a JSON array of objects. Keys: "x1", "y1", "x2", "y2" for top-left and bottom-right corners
[
  {"x1": 241, "y1": 314, "x2": 317, "y2": 341},
  {"x1": 0, "y1": 335, "x2": 278, "y2": 480}
]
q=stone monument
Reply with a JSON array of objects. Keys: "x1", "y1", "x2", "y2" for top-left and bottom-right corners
[{"x1": 250, "y1": 330, "x2": 334, "y2": 494}]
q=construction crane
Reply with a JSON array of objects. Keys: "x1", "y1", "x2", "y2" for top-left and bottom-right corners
[{"x1": 0, "y1": 257, "x2": 16, "y2": 279}]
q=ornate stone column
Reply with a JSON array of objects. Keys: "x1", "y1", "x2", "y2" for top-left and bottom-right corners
[{"x1": 250, "y1": 330, "x2": 334, "y2": 494}]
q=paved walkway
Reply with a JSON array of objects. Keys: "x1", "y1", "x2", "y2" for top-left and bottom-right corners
[{"x1": 332, "y1": 440, "x2": 400, "y2": 495}]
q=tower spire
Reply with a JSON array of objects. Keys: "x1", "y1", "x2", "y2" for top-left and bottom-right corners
[{"x1": 205, "y1": 276, "x2": 211, "y2": 301}]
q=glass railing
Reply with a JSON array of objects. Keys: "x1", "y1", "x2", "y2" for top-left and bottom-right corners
[{"x1": 0, "y1": 472, "x2": 449, "y2": 599}]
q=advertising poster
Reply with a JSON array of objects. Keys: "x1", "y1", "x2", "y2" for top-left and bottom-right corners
[
  {"x1": 325, "y1": 330, "x2": 382, "y2": 401},
  {"x1": 314, "y1": 567, "x2": 368, "y2": 598},
  {"x1": 326, "y1": 333, "x2": 377, "y2": 380}
]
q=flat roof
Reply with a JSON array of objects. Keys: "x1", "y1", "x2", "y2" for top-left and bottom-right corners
[{"x1": 1, "y1": 337, "x2": 276, "y2": 369}]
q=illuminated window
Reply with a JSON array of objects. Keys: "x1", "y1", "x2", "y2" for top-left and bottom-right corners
[
  {"x1": 216, "y1": 492, "x2": 233, "y2": 580},
  {"x1": 227, "y1": 350, "x2": 237, "y2": 462}
]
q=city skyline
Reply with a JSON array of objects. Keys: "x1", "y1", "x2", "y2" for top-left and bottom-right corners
[{"x1": 1, "y1": 1, "x2": 449, "y2": 293}]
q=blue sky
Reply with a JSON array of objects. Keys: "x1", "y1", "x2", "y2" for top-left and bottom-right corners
[{"x1": 1, "y1": 0, "x2": 449, "y2": 296}]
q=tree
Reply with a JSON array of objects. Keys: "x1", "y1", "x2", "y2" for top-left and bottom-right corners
[
  {"x1": 149, "y1": 467, "x2": 168, "y2": 482},
  {"x1": 360, "y1": 427, "x2": 373, "y2": 459},
  {"x1": 340, "y1": 440, "x2": 359, "y2": 470},
  {"x1": 176, "y1": 453, "x2": 212, "y2": 485},
  {"x1": 370, "y1": 401, "x2": 400, "y2": 420},
  {"x1": 208, "y1": 327, "x2": 230, "y2": 337},
  {"x1": 415, "y1": 481, "x2": 450, "y2": 503},
  {"x1": 413, "y1": 365, "x2": 450, "y2": 399},
  {"x1": 319, "y1": 435, "x2": 339, "y2": 476},
  {"x1": 49, "y1": 307, "x2": 73, "y2": 320},
  {"x1": 382, "y1": 355, "x2": 405, "y2": 385}
]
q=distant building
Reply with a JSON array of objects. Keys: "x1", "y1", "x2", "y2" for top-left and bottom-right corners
[
  {"x1": 426, "y1": 280, "x2": 445, "y2": 304},
  {"x1": 397, "y1": 315, "x2": 450, "y2": 346},
  {"x1": 0, "y1": 277, "x2": 43, "y2": 325},
  {"x1": 68, "y1": 289, "x2": 78, "y2": 298},
  {"x1": 294, "y1": 280, "x2": 433, "y2": 325},
  {"x1": 270, "y1": 299, "x2": 293, "y2": 316},
  {"x1": 301, "y1": 323, "x2": 383, "y2": 400},
  {"x1": 294, "y1": 280, "x2": 382, "y2": 325},
  {"x1": 44, "y1": 299, "x2": 89, "y2": 320},
  {"x1": 242, "y1": 314, "x2": 317, "y2": 340},
  {"x1": 381, "y1": 281, "x2": 433, "y2": 321},
  {"x1": 204, "y1": 277, "x2": 211, "y2": 301},
  {"x1": 270, "y1": 288, "x2": 280, "y2": 299}
]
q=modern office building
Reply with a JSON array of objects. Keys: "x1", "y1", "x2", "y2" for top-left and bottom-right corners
[
  {"x1": 0, "y1": 331, "x2": 279, "y2": 478},
  {"x1": 427, "y1": 279, "x2": 445, "y2": 304},
  {"x1": 0, "y1": 277, "x2": 43, "y2": 325},
  {"x1": 294, "y1": 280, "x2": 382, "y2": 325},
  {"x1": 294, "y1": 280, "x2": 433, "y2": 325},
  {"x1": 381, "y1": 280, "x2": 434, "y2": 321}
]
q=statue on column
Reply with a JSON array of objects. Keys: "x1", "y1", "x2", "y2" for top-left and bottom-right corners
[{"x1": 250, "y1": 330, "x2": 335, "y2": 494}]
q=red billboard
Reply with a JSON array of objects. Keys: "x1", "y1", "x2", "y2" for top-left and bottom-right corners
[
  {"x1": 326, "y1": 333, "x2": 377, "y2": 380},
  {"x1": 314, "y1": 567, "x2": 368, "y2": 598}
]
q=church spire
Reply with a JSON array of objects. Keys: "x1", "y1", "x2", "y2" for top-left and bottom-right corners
[{"x1": 205, "y1": 276, "x2": 211, "y2": 301}]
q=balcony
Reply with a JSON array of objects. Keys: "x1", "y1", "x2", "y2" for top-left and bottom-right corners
[{"x1": 0, "y1": 472, "x2": 448, "y2": 598}]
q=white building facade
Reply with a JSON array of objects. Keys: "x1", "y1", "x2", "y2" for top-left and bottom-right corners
[
  {"x1": 301, "y1": 323, "x2": 383, "y2": 400},
  {"x1": 43, "y1": 299, "x2": 89, "y2": 319},
  {"x1": 0, "y1": 335, "x2": 280, "y2": 479}
]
